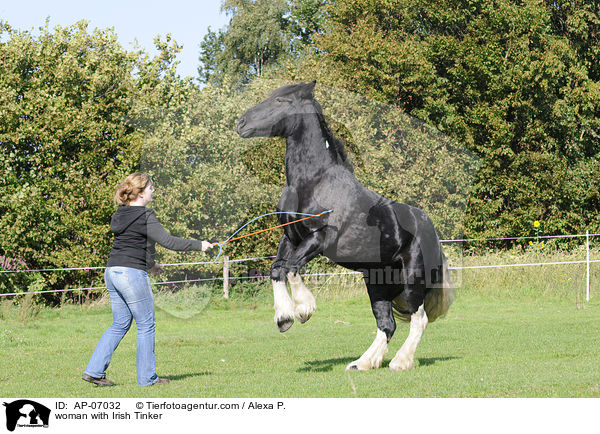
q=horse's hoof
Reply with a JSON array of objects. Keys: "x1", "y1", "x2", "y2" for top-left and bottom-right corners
[
  {"x1": 296, "y1": 311, "x2": 312, "y2": 324},
  {"x1": 295, "y1": 303, "x2": 316, "y2": 324},
  {"x1": 277, "y1": 318, "x2": 294, "y2": 333},
  {"x1": 389, "y1": 358, "x2": 414, "y2": 371},
  {"x1": 346, "y1": 360, "x2": 370, "y2": 371}
]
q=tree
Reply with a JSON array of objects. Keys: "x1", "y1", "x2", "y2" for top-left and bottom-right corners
[
  {"x1": 548, "y1": 0, "x2": 600, "y2": 82},
  {"x1": 312, "y1": 0, "x2": 600, "y2": 239},
  {"x1": 0, "y1": 21, "x2": 191, "y2": 301},
  {"x1": 289, "y1": 0, "x2": 329, "y2": 45},
  {"x1": 198, "y1": 0, "x2": 328, "y2": 86},
  {"x1": 198, "y1": 27, "x2": 226, "y2": 85},
  {"x1": 198, "y1": 0, "x2": 291, "y2": 85}
]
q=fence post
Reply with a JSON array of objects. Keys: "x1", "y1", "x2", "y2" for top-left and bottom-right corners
[
  {"x1": 223, "y1": 256, "x2": 230, "y2": 299},
  {"x1": 586, "y1": 231, "x2": 590, "y2": 302}
]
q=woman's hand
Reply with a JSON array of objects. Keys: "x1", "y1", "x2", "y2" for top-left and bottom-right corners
[
  {"x1": 201, "y1": 241, "x2": 214, "y2": 252},
  {"x1": 150, "y1": 264, "x2": 165, "y2": 275}
]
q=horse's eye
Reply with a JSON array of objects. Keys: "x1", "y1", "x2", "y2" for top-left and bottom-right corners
[{"x1": 275, "y1": 97, "x2": 289, "y2": 103}]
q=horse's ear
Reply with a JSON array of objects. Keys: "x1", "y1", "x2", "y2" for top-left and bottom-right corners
[{"x1": 301, "y1": 80, "x2": 316, "y2": 98}]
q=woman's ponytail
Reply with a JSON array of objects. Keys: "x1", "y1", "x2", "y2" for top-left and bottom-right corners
[{"x1": 114, "y1": 173, "x2": 151, "y2": 205}]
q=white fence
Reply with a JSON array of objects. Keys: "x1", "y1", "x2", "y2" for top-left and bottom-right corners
[{"x1": 1, "y1": 232, "x2": 598, "y2": 301}]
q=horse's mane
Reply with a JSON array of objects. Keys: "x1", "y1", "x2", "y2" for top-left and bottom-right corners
[
  {"x1": 269, "y1": 83, "x2": 306, "y2": 98},
  {"x1": 269, "y1": 82, "x2": 354, "y2": 172},
  {"x1": 313, "y1": 99, "x2": 354, "y2": 173}
]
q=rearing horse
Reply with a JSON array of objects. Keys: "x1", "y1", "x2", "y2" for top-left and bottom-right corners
[{"x1": 236, "y1": 81, "x2": 454, "y2": 371}]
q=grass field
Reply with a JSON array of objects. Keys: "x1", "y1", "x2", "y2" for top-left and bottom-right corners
[{"x1": 1, "y1": 275, "x2": 599, "y2": 398}]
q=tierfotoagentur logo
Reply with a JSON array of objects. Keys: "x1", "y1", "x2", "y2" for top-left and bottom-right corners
[{"x1": 3, "y1": 400, "x2": 50, "y2": 432}]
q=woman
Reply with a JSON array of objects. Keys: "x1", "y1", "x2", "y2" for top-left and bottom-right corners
[{"x1": 82, "y1": 173, "x2": 212, "y2": 387}]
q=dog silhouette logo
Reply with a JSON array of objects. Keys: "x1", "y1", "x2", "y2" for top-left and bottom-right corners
[{"x1": 3, "y1": 400, "x2": 50, "y2": 431}]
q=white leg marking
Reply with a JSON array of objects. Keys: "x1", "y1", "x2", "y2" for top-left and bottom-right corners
[
  {"x1": 272, "y1": 280, "x2": 295, "y2": 332},
  {"x1": 389, "y1": 304, "x2": 428, "y2": 371},
  {"x1": 287, "y1": 272, "x2": 317, "y2": 323},
  {"x1": 346, "y1": 329, "x2": 389, "y2": 371}
]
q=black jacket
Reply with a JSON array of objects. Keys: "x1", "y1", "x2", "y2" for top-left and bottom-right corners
[{"x1": 107, "y1": 206, "x2": 202, "y2": 270}]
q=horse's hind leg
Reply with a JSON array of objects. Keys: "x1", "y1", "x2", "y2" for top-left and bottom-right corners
[
  {"x1": 346, "y1": 328, "x2": 389, "y2": 371},
  {"x1": 287, "y1": 272, "x2": 316, "y2": 323},
  {"x1": 346, "y1": 285, "x2": 396, "y2": 370},
  {"x1": 389, "y1": 303, "x2": 428, "y2": 371}
]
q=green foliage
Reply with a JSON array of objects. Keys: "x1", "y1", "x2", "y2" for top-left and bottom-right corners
[
  {"x1": 289, "y1": 0, "x2": 329, "y2": 44},
  {"x1": 198, "y1": 0, "x2": 293, "y2": 85},
  {"x1": 548, "y1": 1, "x2": 600, "y2": 82},
  {"x1": 198, "y1": 0, "x2": 327, "y2": 85},
  {"x1": 0, "y1": 22, "x2": 195, "y2": 301},
  {"x1": 137, "y1": 79, "x2": 286, "y2": 287},
  {"x1": 3, "y1": 1, "x2": 599, "y2": 304},
  {"x1": 198, "y1": 27, "x2": 225, "y2": 85},
  {"x1": 0, "y1": 21, "x2": 139, "y2": 300},
  {"x1": 310, "y1": 0, "x2": 600, "y2": 239},
  {"x1": 137, "y1": 76, "x2": 476, "y2": 297}
]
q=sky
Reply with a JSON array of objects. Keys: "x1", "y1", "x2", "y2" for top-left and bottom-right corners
[{"x1": 0, "y1": 0, "x2": 230, "y2": 80}]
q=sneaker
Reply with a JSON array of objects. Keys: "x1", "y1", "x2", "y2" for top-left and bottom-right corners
[
  {"x1": 152, "y1": 378, "x2": 170, "y2": 386},
  {"x1": 82, "y1": 373, "x2": 115, "y2": 387}
]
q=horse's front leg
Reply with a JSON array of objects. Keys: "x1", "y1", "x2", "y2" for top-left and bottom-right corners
[
  {"x1": 271, "y1": 236, "x2": 297, "y2": 333},
  {"x1": 271, "y1": 231, "x2": 326, "y2": 332},
  {"x1": 287, "y1": 272, "x2": 316, "y2": 324},
  {"x1": 286, "y1": 229, "x2": 326, "y2": 324}
]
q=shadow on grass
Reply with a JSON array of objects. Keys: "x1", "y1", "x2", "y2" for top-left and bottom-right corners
[
  {"x1": 416, "y1": 356, "x2": 460, "y2": 367},
  {"x1": 165, "y1": 371, "x2": 213, "y2": 381},
  {"x1": 297, "y1": 357, "x2": 356, "y2": 373},
  {"x1": 298, "y1": 356, "x2": 460, "y2": 372}
]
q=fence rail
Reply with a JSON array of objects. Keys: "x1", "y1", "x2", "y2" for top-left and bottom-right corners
[{"x1": 1, "y1": 232, "x2": 597, "y2": 301}]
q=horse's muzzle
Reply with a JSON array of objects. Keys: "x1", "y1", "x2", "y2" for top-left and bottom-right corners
[{"x1": 236, "y1": 116, "x2": 249, "y2": 137}]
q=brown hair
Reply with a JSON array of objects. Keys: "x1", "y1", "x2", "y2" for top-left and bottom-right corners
[{"x1": 114, "y1": 173, "x2": 152, "y2": 205}]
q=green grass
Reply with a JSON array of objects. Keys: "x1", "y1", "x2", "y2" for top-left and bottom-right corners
[
  {"x1": 451, "y1": 244, "x2": 600, "y2": 303},
  {"x1": 1, "y1": 283, "x2": 599, "y2": 397}
]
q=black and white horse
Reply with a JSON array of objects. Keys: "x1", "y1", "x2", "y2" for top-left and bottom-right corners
[{"x1": 236, "y1": 81, "x2": 454, "y2": 371}]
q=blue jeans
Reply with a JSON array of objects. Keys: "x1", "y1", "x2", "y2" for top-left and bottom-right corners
[{"x1": 85, "y1": 267, "x2": 159, "y2": 386}]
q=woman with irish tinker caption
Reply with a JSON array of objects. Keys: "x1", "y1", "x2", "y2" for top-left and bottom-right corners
[{"x1": 83, "y1": 173, "x2": 213, "y2": 386}]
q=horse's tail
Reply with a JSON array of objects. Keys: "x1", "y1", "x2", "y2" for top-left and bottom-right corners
[
  {"x1": 423, "y1": 254, "x2": 454, "y2": 323},
  {"x1": 392, "y1": 254, "x2": 454, "y2": 323}
]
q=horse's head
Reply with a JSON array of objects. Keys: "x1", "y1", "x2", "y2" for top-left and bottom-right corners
[{"x1": 237, "y1": 81, "x2": 318, "y2": 138}]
